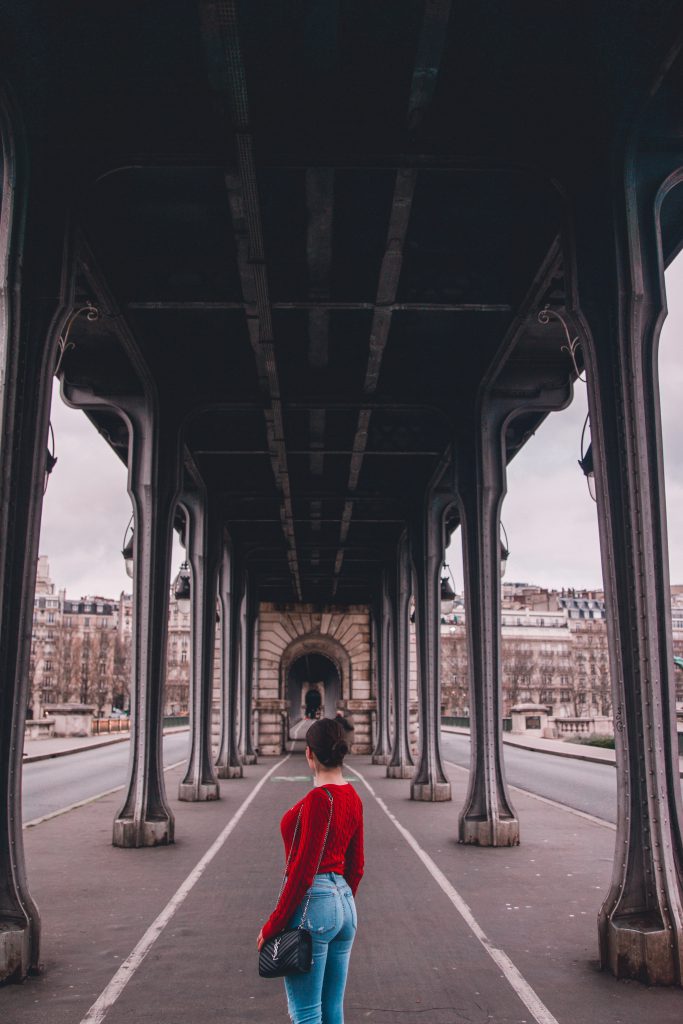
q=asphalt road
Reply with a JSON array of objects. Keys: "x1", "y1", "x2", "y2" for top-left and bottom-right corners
[
  {"x1": 22, "y1": 731, "x2": 190, "y2": 824},
  {"x1": 441, "y1": 730, "x2": 619, "y2": 823},
  {"x1": 25, "y1": 729, "x2": 672, "y2": 828}
]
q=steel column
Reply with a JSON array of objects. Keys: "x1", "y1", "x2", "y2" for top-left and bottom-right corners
[
  {"x1": 387, "y1": 532, "x2": 415, "y2": 779},
  {"x1": 574, "y1": 160, "x2": 683, "y2": 986},
  {"x1": 457, "y1": 421, "x2": 519, "y2": 846},
  {"x1": 215, "y1": 544, "x2": 244, "y2": 778},
  {"x1": 239, "y1": 574, "x2": 258, "y2": 765},
  {"x1": 177, "y1": 493, "x2": 221, "y2": 801},
  {"x1": 113, "y1": 409, "x2": 182, "y2": 846},
  {"x1": 372, "y1": 574, "x2": 392, "y2": 764},
  {"x1": 410, "y1": 490, "x2": 452, "y2": 801},
  {"x1": 0, "y1": 137, "x2": 69, "y2": 979}
]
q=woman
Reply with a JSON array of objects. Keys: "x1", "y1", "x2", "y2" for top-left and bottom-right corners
[{"x1": 257, "y1": 717, "x2": 364, "y2": 1024}]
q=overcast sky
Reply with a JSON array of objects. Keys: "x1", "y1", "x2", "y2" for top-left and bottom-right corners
[{"x1": 39, "y1": 260, "x2": 683, "y2": 599}]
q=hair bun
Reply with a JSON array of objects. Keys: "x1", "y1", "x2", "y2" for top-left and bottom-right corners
[{"x1": 306, "y1": 717, "x2": 350, "y2": 767}]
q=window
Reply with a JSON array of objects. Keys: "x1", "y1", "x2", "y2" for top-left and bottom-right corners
[
  {"x1": 181, "y1": 650, "x2": 187, "y2": 663},
  {"x1": 45, "y1": 660, "x2": 52, "y2": 671},
  {"x1": 84, "y1": 617, "x2": 90, "y2": 627},
  {"x1": 47, "y1": 613, "x2": 55, "y2": 624}
]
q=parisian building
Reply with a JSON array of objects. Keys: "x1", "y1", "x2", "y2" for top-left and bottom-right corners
[
  {"x1": 29, "y1": 556, "x2": 683, "y2": 729},
  {"x1": 28, "y1": 556, "x2": 190, "y2": 721},
  {"x1": 440, "y1": 582, "x2": 683, "y2": 720}
]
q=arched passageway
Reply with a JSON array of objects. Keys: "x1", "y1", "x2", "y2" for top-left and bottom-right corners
[{"x1": 287, "y1": 652, "x2": 341, "y2": 729}]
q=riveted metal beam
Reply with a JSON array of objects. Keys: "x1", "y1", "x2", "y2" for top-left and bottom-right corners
[
  {"x1": 331, "y1": 1, "x2": 454, "y2": 595},
  {"x1": 198, "y1": 0, "x2": 302, "y2": 599}
]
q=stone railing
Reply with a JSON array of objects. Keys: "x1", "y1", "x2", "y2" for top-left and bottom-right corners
[
  {"x1": 553, "y1": 716, "x2": 613, "y2": 737},
  {"x1": 24, "y1": 717, "x2": 55, "y2": 740}
]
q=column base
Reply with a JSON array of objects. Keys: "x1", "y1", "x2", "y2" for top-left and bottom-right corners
[
  {"x1": 601, "y1": 913, "x2": 683, "y2": 987},
  {"x1": 0, "y1": 926, "x2": 33, "y2": 985},
  {"x1": 371, "y1": 752, "x2": 391, "y2": 765},
  {"x1": 178, "y1": 780, "x2": 220, "y2": 802},
  {"x1": 112, "y1": 814, "x2": 174, "y2": 848},
  {"x1": 216, "y1": 763, "x2": 243, "y2": 779},
  {"x1": 458, "y1": 815, "x2": 520, "y2": 847},
  {"x1": 411, "y1": 780, "x2": 451, "y2": 801},
  {"x1": 387, "y1": 763, "x2": 415, "y2": 779},
  {"x1": 241, "y1": 753, "x2": 258, "y2": 765}
]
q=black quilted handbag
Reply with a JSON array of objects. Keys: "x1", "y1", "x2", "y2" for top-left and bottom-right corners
[{"x1": 259, "y1": 788, "x2": 334, "y2": 978}]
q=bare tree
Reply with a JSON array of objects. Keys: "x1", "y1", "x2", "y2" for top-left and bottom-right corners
[
  {"x1": 441, "y1": 626, "x2": 469, "y2": 715},
  {"x1": 501, "y1": 639, "x2": 534, "y2": 714},
  {"x1": 112, "y1": 632, "x2": 132, "y2": 711}
]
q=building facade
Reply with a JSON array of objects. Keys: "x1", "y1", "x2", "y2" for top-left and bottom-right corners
[
  {"x1": 442, "y1": 582, "x2": 683, "y2": 719},
  {"x1": 28, "y1": 557, "x2": 191, "y2": 721}
]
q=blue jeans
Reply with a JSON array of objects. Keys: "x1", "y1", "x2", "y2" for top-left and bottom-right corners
[{"x1": 283, "y1": 872, "x2": 357, "y2": 1024}]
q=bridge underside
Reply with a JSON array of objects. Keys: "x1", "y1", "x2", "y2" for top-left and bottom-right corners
[{"x1": 1, "y1": 0, "x2": 683, "y2": 989}]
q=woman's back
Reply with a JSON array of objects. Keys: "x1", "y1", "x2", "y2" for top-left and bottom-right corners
[
  {"x1": 258, "y1": 717, "x2": 364, "y2": 1024},
  {"x1": 263, "y1": 782, "x2": 364, "y2": 941}
]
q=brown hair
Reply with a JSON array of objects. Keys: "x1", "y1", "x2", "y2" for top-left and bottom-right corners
[{"x1": 306, "y1": 717, "x2": 349, "y2": 768}]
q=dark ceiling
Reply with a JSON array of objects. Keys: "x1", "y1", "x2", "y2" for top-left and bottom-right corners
[{"x1": 3, "y1": 1, "x2": 682, "y2": 605}]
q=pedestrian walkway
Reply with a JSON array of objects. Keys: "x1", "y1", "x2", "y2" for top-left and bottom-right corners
[
  {"x1": 443, "y1": 724, "x2": 683, "y2": 775},
  {"x1": 3, "y1": 755, "x2": 683, "y2": 1023},
  {"x1": 23, "y1": 726, "x2": 189, "y2": 763}
]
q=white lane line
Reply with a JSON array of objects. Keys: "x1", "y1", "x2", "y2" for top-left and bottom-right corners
[
  {"x1": 348, "y1": 764, "x2": 560, "y2": 1024},
  {"x1": 79, "y1": 754, "x2": 290, "y2": 1024},
  {"x1": 444, "y1": 759, "x2": 616, "y2": 832},
  {"x1": 23, "y1": 759, "x2": 187, "y2": 829}
]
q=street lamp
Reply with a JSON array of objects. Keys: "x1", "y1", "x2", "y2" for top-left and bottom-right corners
[
  {"x1": 500, "y1": 522, "x2": 510, "y2": 578},
  {"x1": 174, "y1": 561, "x2": 191, "y2": 614},
  {"x1": 121, "y1": 515, "x2": 134, "y2": 579},
  {"x1": 440, "y1": 562, "x2": 456, "y2": 618},
  {"x1": 579, "y1": 416, "x2": 597, "y2": 502},
  {"x1": 44, "y1": 422, "x2": 58, "y2": 494}
]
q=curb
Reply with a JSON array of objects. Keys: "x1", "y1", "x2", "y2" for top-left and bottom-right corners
[
  {"x1": 23, "y1": 726, "x2": 189, "y2": 764},
  {"x1": 441, "y1": 725, "x2": 683, "y2": 777}
]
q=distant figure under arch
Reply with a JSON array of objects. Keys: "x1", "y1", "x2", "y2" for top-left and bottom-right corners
[
  {"x1": 305, "y1": 688, "x2": 322, "y2": 719},
  {"x1": 287, "y1": 652, "x2": 341, "y2": 728}
]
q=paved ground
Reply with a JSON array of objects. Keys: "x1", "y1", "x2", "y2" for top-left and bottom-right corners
[{"x1": 4, "y1": 754, "x2": 683, "y2": 1023}]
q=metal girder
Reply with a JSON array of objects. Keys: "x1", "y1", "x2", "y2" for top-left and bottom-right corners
[
  {"x1": 198, "y1": 0, "x2": 302, "y2": 600},
  {"x1": 331, "y1": 0, "x2": 454, "y2": 594},
  {"x1": 127, "y1": 300, "x2": 512, "y2": 312}
]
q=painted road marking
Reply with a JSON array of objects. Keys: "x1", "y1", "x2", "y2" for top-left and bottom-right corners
[
  {"x1": 271, "y1": 774, "x2": 355, "y2": 782},
  {"x1": 79, "y1": 754, "x2": 291, "y2": 1024},
  {"x1": 271, "y1": 775, "x2": 313, "y2": 781},
  {"x1": 22, "y1": 759, "x2": 187, "y2": 829},
  {"x1": 349, "y1": 764, "x2": 560, "y2": 1024},
  {"x1": 444, "y1": 759, "x2": 616, "y2": 832}
]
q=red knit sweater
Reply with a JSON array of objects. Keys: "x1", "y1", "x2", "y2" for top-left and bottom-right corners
[{"x1": 262, "y1": 782, "x2": 364, "y2": 941}]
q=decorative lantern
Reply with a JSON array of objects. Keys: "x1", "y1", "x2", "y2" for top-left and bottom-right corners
[
  {"x1": 440, "y1": 562, "x2": 456, "y2": 620},
  {"x1": 500, "y1": 522, "x2": 510, "y2": 579},
  {"x1": 121, "y1": 516, "x2": 134, "y2": 579},
  {"x1": 578, "y1": 440, "x2": 596, "y2": 502},
  {"x1": 174, "y1": 561, "x2": 191, "y2": 614}
]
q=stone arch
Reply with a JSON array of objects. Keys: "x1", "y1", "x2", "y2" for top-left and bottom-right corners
[
  {"x1": 255, "y1": 604, "x2": 373, "y2": 754},
  {"x1": 280, "y1": 632, "x2": 352, "y2": 709}
]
